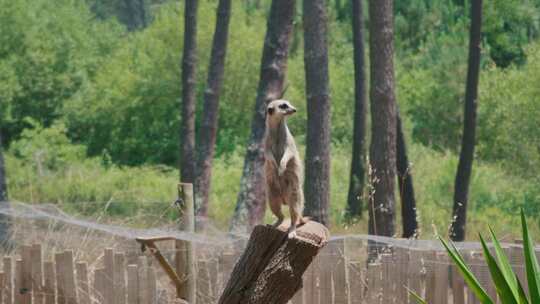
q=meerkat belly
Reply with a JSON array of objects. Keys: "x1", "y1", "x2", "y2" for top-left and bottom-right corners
[
  {"x1": 265, "y1": 161, "x2": 282, "y2": 194},
  {"x1": 279, "y1": 160, "x2": 301, "y2": 196}
]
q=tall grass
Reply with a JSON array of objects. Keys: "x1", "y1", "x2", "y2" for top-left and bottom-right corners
[{"x1": 5, "y1": 142, "x2": 540, "y2": 239}]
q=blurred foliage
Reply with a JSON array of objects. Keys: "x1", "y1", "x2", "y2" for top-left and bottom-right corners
[
  {"x1": 10, "y1": 120, "x2": 86, "y2": 172},
  {"x1": 1, "y1": 0, "x2": 540, "y2": 234},
  {"x1": 5, "y1": 142, "x2": 540, "y2": 238},
  {"x1": 0, "y1": 0, "x2": 123, "y2": 143}
]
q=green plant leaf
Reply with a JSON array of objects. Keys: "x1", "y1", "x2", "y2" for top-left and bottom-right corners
[
  {"x1": 440, "y1": 237, "x2": 494, "y2": 304},
  {"x1": 479, "y1": 233, "x2": 518, "y2": 304},
  {"x1": 406, "y1": 287, "x2": 428, "y2": 304},
  {"x1": 521, "y1": 209, "x2": 540, "y2": 303},
  {"x1": 488, "y1": 226, "x2": 526, "y2": 303},
  {"x1": 516, "y1": 277, "x2": 530, "y2": 304}
]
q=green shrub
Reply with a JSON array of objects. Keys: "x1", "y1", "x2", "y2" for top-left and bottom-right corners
[{"x1": 6, "y1": 135, "x2": 540, "y2": 238}]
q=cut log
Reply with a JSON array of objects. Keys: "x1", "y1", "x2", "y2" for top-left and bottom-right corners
[{"x1": 218, "y1": 220, "x2": 329, "y2": 304}]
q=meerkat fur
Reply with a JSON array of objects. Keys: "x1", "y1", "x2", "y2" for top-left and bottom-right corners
[{"x1": 264, "y1": 99, "x2": 307, "y2": 238}]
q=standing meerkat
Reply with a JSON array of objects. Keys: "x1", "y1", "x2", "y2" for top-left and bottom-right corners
[{"x1": 264, "y1": 99, "x2": 306, "y2": 238}]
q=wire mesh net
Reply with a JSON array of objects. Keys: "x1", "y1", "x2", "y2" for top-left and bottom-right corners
[{"x1": 0, "y1": 200, "x2": 535, "y2": 304}]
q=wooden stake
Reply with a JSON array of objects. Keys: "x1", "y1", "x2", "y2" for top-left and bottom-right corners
[
  {"x1": 62, "y1": 251, "x2": 77, "y2": 304},
  {"x1": 381, "y1": 253, "x2": 394, "y2": 304},
  {"x1": 138, "y1": 256, "x2": 149, "y2": 304},
  {"x1": 332, "y1": 239, "x2": 349, "y2": 304},
  {"x1": 104, "y1": 248, "x2": 115, "y2": 304},
  {"x1": 31, "y1": 244, "x2": 44, "y2": 304},
  {"x1": 75, "y1": 263, "x2": 90, "y2": 304},
  {"x1": 424, "y1": 251, "x2": 436, "y2": 304},
  {"x1": 127, "y1": 265, "x2": 139, "y2": 304},
  {"x1": 367, "y1": 263, "x2": 382, "y2": 304},
  {"x1": 176, "y1": 183, "x2": 196, "y2": 302},
  {"x1": 3, "y1": 256, "x2": 13, "y2": 304},
  {"x1": 21, "y1": 245, "x2": 33, "y2": 304},
  {"x1": 451, "y1": 263, "x2": 465, "y2": 304},
  {"x1": 319, "y1": 245, "x2": 333, "y2": 303},
  {"x1": 55, "y1": 252, "x2": 65, "y2": 304},
  {"x1": 93, "y1": 269, "x2": 106, "y2": 304},
  {"x1": 434, "y1": 252, "x2": 448, "y2": 304},
  {"x1": 197, "y1": 259, "x2": 211, "y2": 304},
  {"x1": 406, "y1": 249, "x2": 423, "y2": 303},
  {"x1": 114, "y1": 252, "x2": 126, "y2": 304},
  {"x1": 395, "y1": 247, "x2": 409, "y2": 303},
  {"x1": 148, "y1": 266, "x2": 157, "y2": 304},
  {"x1": 0, "y1": 272, "x2": 5, "y2": 304},
  {"x1": 208, "y1": 257, "x2": 219, "y2": 302},
  {"x1": 303, "y1": 258, "x2": 320, "y2": 304},
  {"x1": 43, "y1": 262, "x2": 55, "y2": 304},
  {"x1": 15, "y1": 260, "x2": 24, "y2": 304}
]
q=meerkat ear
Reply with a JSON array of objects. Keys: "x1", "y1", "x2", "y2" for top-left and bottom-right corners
[{"x1": 267, "y1": 107, "x2": 275, "y2": 115}]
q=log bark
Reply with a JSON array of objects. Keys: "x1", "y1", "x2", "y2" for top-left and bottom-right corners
[
  {"x1": 303, "y1": 0, "x2": 331, "y2": 226},
  {"x1": 219, "y1": 221, "x2": 329, "y2": 304},
  {"x1": 230, "y1": 0, "x2": 295, "y2": 231},
  {"x1": 195, "y1": 0, "x2": 232, "y2": 222},
  {"x1": 180, "y1": 0, "x2": 199, "y2": 184},
  {"x1": 367, "y1": 0, "x2": 397, "y2": 237},
  {"x1": 450, "y1": 0, "x2": 482, "y2": 242}
]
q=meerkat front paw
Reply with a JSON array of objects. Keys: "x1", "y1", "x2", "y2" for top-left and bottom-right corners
[{"x1": 287, "y1": 225, "x2": 297, "y2": 238}]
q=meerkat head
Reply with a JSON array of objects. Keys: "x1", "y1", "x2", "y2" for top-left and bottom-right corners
[{"x1": 266, "y1": 99, "x2": 297, "y2": 123}]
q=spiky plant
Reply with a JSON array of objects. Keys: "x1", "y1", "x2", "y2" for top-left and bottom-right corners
[{"x1": 410, "y1": 210, "x2": 539, "y2": 304}]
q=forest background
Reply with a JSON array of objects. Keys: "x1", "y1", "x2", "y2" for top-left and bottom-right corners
[{"x1": 1, "y1": 0, "x2": 539, "y2": 240}]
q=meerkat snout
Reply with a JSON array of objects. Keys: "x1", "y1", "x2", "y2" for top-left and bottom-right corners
[{"x1": 267, "y1": 100, "x2": 297, "y2": 119}]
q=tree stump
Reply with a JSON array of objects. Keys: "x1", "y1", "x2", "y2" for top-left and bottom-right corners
[{"x1": 218, "y1": 220, "x2": 329, "y2": 304}]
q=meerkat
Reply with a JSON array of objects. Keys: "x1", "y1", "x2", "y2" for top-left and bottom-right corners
[{"x1": 264, "y1": 99, "x2": 306, "y2": 238}]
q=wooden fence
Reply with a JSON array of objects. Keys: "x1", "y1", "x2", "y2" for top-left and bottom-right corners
[
  {"x1": 0, "y1": 244, "x2": 184, "y2": 304},
  {"x1": 290, "y1": 238, "x2": 532, "y2": 304},
  {"x1": 0, "y1": 239, "x2": 534, "y2": 304}
]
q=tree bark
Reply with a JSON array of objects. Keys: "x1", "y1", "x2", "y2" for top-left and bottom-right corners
[
  {"x1": 180, "y1": 0, "x2": 198, "y2": 184},
  {"x1": 450, "y1": 0, "x2": 482, "y2": 242},
  {"x1": 219, "y1": 221, "x2": 329, "y2": 304},
  {"x1": 120, "y1": 0, "x2": 148, "y2": 31},
  {"x1": 396, "y1": 111, "x2": 418, "y2": 238},
  {"x1": 0, "y1": 131, "x2": 11, "y2": 246},
  {"x1": 346, "y1": 0, "x2": 368, "y2": 220},
  {"x1": 303, "y1": 0, "x2": 331, "y2": 226},
  {"x1": 195, "y1": 0, "x2": 232, "y2": 223},
  {"x1": 230, "y1": 0, "x2": 295, "y2": 231},
  {"x1": 367, "y1": 0, "x2": 397, "y2": 237}
]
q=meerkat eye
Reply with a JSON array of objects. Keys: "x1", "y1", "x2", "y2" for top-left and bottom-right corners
[
  {"x1": 267, "y1": 107, "x2": 275, "y2": 115},
  {"x1": 278, "y1": 104, "x2": 288, "y2": 110}
]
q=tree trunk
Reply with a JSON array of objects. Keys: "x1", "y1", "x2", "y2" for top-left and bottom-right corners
[
  {"x1": 367, "y1": 0, "x2": 397, "y2": 237},
  {"x1": 0, "y1": 131, "x2": 11, "y2": 246},
  {"x1": 195, "y1": 0, "x2": 232, "y2": 223},
  {"x1": 303, "y1": 0, "x2": 331, "y2": 226},
  {"x1": 450, "y1": 0, "x2": 482, "y2": 242},
  {"x1": 230, "y1": 0, "x2": 296, "y2": 232},
  {"x1": 180, "y1": 0, "x2": 198, "y2": 184},
  {"x1": 396, "y1": 111, "x2": 418, "y2": 238},
  {"x1": 346, "y1": 0, "x2": 367, "y2": 220},
  {"x1": 120, "y1": 0, "x2": 148, "y2": 31},
  {"x1": 219, "y1": 221, "x2": 329, "y2": 304}
]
